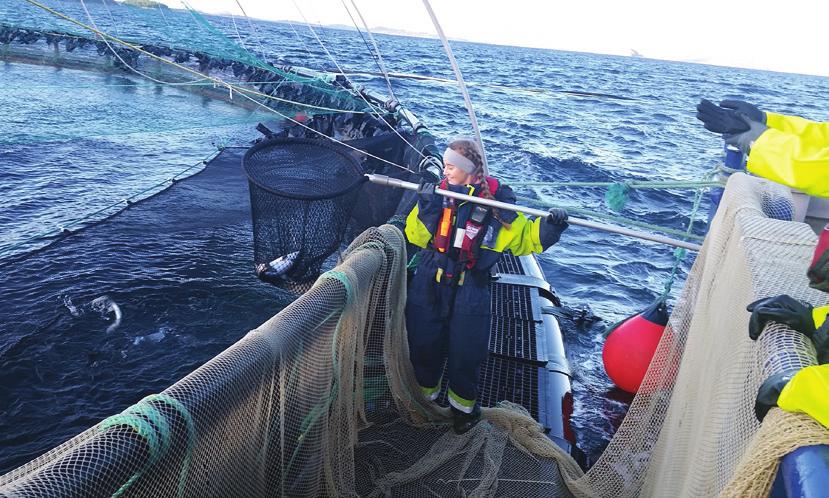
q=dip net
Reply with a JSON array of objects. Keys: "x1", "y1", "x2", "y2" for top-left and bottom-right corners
[
  {"x1": 243, "y1": 138, "x2": 367, "y2": 289},
  {"x1": 1, "y1": 176, "x2": 827, "y2": 497}
]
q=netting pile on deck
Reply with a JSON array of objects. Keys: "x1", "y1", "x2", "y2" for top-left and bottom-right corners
[{"x1": 2, "y1": 175, "x2": 828, "y2": 498}]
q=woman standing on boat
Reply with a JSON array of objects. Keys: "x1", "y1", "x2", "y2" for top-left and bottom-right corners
[{"x1": 403, "y1": 137, "x2": 569, "y2": 434}]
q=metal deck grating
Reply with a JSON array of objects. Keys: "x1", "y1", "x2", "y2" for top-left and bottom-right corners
[
  {"x1": 495, "y1": 253, "x2": 525, "y2": 275},
  {"x1": 491, "y1": 282, "x2": 534, "y2": 321},
  {"x1": 489, "y1": 315, "x2": 540, "y2": 363},
  {"x1": 435, "y1": 356, "x2": 540, "y2": 421}
]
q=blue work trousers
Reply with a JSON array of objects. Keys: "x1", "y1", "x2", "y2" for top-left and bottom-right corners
[{"x1": 405, "y1": 254, "x2": 491, "y2": 412}]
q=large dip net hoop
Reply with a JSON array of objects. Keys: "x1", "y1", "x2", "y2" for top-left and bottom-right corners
[{"x1": 243, "y1": 138, "x2": 367, "y2": 289}]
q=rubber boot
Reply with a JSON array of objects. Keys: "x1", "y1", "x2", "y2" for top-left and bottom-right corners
[{"x1": 451, "y1": 404, "x2": 482, "y2": 435}]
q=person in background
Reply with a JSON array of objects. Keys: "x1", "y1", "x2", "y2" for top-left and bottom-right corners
[
  {"x1": 746, "y1": 230, "x2": 829, "y2": 428},
  {"x1": 404, "y1": 137, "x2": 569, "y2": 434},
  {"x1": 695, "y1": 99, "x2": 829, "y2": 198}
]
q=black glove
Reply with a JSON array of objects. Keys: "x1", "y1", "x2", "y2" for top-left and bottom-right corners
[
  {"x1": 546, "y1": 208, "x2": 568, "y2": 225},
  {"x1": 696, "y1": 98, "x2": 750, "y2": 134},
  {"x1": 724, "y1": 113, "x2": 768, "y2": 153},
  {"x1": 746, "y1": 295, "x2": 816, "y2": 340},
  {"x1": 815, "y1": 320, "x2": 829, "y2": 364},
  {"x1": 808, "y1": 247, "x2": 829, "y2": 292},
  {"x1": 720, "y1": 99, "x2": 766, "y2": 124},
  {"x1": 417, "y1": 179, "x2": 436, "y2": 196},
  {"x1": 539, "y1": 209, "x2": 569, "y2": 250},
  {"x1": 754, "y1": 370, "x2": 797, "y2": 422}
]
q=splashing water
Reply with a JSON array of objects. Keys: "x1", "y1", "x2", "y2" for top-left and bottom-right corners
[{"x1": 90, "y1": 295, "x2": 122, "y2": 334}]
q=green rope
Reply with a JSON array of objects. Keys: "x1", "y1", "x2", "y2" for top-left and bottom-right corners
[
  {"x1": 658, "y1": 180, "x2": 706, "y2": 300},
  {"x1": 510, "y1": 180, "x2": 724, "y2": 189},
  {"x1": 141, "y1": 394, "x2": 196, "y2": 498},
  {"x1": 319, "y1": 270, "x2": 353, "y2": 308},
  {"x1": 98, "y1": 400, "x2": 171, "y2": 497},
  {"x1": 97, "y1": 394, "x2": 196, "y2": 498},
  {"x1": 515, "y1": 195, "x2": 705, "y2": 242}
]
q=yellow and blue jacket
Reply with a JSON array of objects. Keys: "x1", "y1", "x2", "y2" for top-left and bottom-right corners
[
  {"x1": 404, "y1": 180, "x2": 566, "y2": 276},
  {"x1": 777, "y1": 304, "x2": 829, "y2": 428},
  {"x1": 748, "y1": 112, "x2": 829, "y2": 198}
]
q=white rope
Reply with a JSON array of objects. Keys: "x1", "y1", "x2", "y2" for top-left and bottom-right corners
[
  {"x1": 345, "y1": 0, "x2": 397, "y2": 101},
  {"x1": 232, "y1": 0, "x2": 279, "y2": 64},
  {"x1": 79, "y1": 0, "x2": 211, "y2": 86},
  {"x1": 229, "y1": 14, "x2": 262, "y2": 63},
  {"x1": 292, "y1": 0, "x2": 428, "y2": 161},
  {"x1": 283, "y1": 18, "x2": 316, "y2": 61},
  {"x1": 421, "y1": 0, "x2": 488, "y2": 178},
  {"x1": 26, "y1": 0, "x2": 417, "y2": 174}
]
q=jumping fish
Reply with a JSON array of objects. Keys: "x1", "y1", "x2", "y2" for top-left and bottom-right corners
[{"x1": 91, "y1": 295, "x2": 122, "y2": 334}]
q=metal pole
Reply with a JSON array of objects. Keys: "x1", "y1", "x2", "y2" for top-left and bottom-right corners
[{"x1": 366, "y1": 174, "x2": 703, "y2": 252}]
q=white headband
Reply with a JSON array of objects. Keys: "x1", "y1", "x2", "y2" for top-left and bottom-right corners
[{"x1": 442, "y1": 147, "x2": 476, "y2": 174}]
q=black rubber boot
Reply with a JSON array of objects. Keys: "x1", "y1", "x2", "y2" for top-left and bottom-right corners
[{"x1": 451, "y1": 404, "x2": 482, "y2": 435}]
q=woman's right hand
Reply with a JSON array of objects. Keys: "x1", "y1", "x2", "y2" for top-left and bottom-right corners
[{"x1": 546, "y1": 208, "x2": 568, "y2": 225}]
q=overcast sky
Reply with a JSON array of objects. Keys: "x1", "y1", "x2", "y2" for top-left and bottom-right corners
[{"x1": 168, "y1": 0, "x2": 829, "y2": 77}]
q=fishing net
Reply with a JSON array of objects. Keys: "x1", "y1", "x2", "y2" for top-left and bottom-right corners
[
  {"x1": 564, "y1": 173, "x2": 829, "y2": 497},
  {"x1": 243, "y1": 137, "x2": 367, "y2": 289},
  {"x1": 1, "y1": 174, "x2": 827, "y2": 497}
]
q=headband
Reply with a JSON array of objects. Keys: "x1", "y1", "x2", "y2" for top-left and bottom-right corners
[{"x1": 442, "y1": 147, "x2": 476, "y2": 174}]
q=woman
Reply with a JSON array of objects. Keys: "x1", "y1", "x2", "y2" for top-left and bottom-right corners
[{"x1": 404, "y1": 137, "x2": 569, "y2": 434}]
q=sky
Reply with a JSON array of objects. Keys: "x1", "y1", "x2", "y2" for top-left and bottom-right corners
[{"x1": 163, "y1": 0, "x2": 829, "y2": 77}]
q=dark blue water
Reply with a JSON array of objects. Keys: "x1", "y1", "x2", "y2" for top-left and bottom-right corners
[{"x1": 3, "y1": 0, "x2": 829, "y2": 473}]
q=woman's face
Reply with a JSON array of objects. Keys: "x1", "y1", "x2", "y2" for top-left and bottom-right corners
[{"x1": 443, "y1": 162, "x2": 474, "y2": 185}]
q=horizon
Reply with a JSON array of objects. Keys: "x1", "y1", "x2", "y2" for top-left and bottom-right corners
[{"x1": 146, "y1": 0, "x2": 829, "y2": 78}]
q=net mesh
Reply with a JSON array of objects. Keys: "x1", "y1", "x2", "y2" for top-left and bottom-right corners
[
  {"x1": 244, "y1": 138, "x2": 367, "y2": 287},
  {"x1": 2, "y1": 175, "x2": 828, "y2": 497},
  {"x1": 569, "y1": 173, "x2": 829, "y2": 498}
]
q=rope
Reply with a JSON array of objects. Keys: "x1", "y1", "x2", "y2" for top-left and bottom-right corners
[
  {"x1": 20, "y1": 0, "x2": 420, "y2": 174},
  {"x1": 142, "y1": 394, "x2": 196, "y2": 498},
  {"x1": 98, "y1": 400, "x2": 171, "y2": 497},
  {"x1": 292, "y1": 0, "x2": 428, "y2": 162},
  {"x1": 422, "y1": 0, "x2": 488, "y2": 177},
  {"x1": 347, "y1": 0, "x2": 397, "y2": 101},
  {"x1": 79, "y1": 0, "x2": 212, "y2": 87},
  {"x1": 23, "y1": 0, "x2": 373, "y2": 115},
  {"x1": 510, "y1": 180, "x2": 724, "y2": 189},
  {"x1": 515, "y1": 195, "x2": 705, "y2": 242},
  {"x1": 658, "y1": 180, "x2": 706, "y2": 300},
  {"x1": 231, "y1": 0, "x2": 273, "y2": 64}
]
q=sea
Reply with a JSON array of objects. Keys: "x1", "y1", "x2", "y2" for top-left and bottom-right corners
[{"x1": 2, "y1": 0, "x2": 829, "y2": 475}]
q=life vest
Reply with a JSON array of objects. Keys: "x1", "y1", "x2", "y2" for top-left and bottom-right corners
[{"x1": 432, "y1": 177, "x2": 499, "y2": 270}]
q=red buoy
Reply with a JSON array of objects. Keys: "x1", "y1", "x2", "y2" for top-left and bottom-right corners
[{"x1": 602, "y1": 300, "x2": 669, "y2": 394}]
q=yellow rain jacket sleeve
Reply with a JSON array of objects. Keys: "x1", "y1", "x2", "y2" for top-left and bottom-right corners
[
  {"x1": 747, "y1": 112, "x2": 829, "y2": 198},
  {"x1": 404, "y1": 205, "x2": 433, "y2": 249},
  {"x1": 483, "y1": 214, "x2": 544, "y2": 257},
  {"x1": 777, "y1": 364, "x2": 829, "y2": 428},
  {"x1": 776, "y1": 304, "x2": 829, "y2": 429}
]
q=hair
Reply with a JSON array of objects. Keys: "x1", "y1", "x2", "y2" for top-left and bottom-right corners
[{"x1": 448, "y1": 138, "x2": 511, "y2": 229}]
